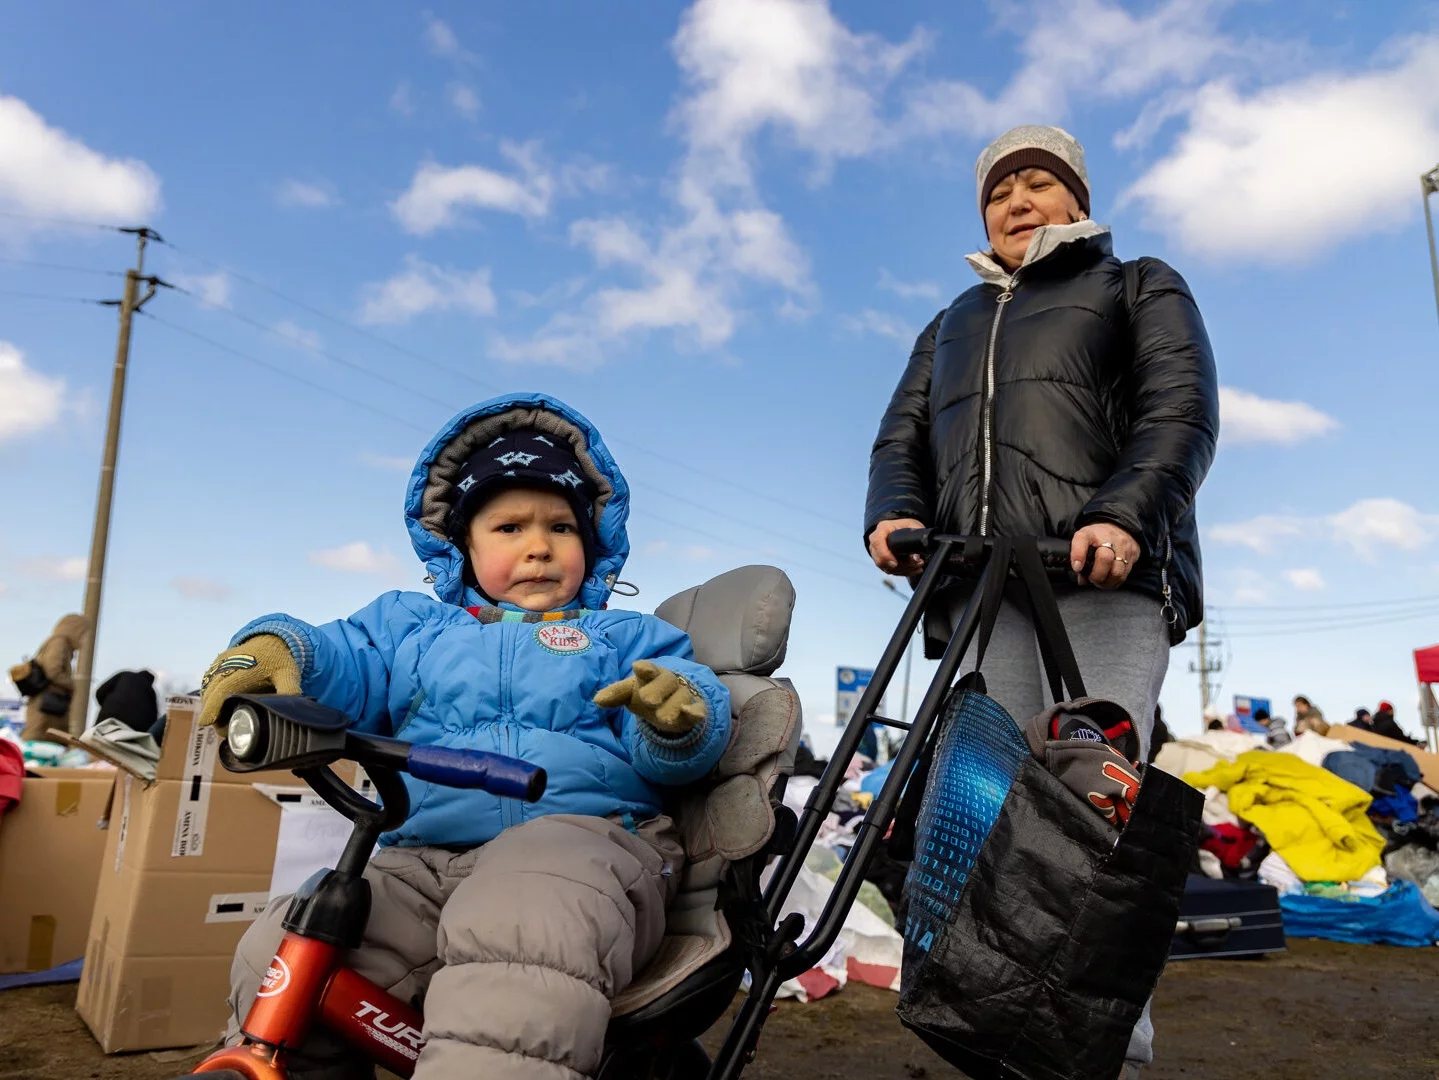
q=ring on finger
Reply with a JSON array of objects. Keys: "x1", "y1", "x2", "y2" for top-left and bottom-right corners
[
  {"x1": 1114, "y1": 555, "x2": 1129, "y2": 565},
  {"x1": 1097, "y1": 541, "x2": 1116, "y2": 552}
]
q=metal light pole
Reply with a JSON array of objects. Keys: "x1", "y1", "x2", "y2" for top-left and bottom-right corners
[{"x1": 1424, "y1": 165, "x2": 1439, "y2": 329}]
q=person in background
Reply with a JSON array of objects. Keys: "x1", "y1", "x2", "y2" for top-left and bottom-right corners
[
  {"x1": 1368, "y1": 701, "x2": 1423, "y2": 746},
  {"x1": 1352, "y1": 708, "x2": 1373, "y2": 730},
  {"x1": 7, "y1": 613, "x2": 89, "y2": 742},
  {"x1": 1203, "y1": 705, "x2": 1225, "y2": 732},
  {"x1": 1254, "y1": 707, "x2": 1291, "y2": 748},
  {"x1": 1293, "y1": 696, "x2": 1329, "y2": 736}
]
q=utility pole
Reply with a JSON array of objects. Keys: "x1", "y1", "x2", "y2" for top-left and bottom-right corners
[
  {"x1": 67, "y1": 227, "x2": 165, "y2": 735},
  {"x1": 1424, "y1": 165, "x2": 1439, "y2": 329},
  {"x1": 1189, "y1": 620, "x2": 1223, "y2": 715}
]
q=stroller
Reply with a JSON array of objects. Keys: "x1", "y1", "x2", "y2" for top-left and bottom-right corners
[{"x1": 184, "y1": 531, "x2": 1079, "y2": 1080}]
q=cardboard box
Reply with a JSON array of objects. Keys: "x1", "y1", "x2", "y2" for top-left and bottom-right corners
[
  {"x1": 76, "y1": 695, "x2": 373, "y2": 1052},
  {"x1": 77, "y1": 773, "x2": 282, "y2": 1052},
  {"x1": 0, "y1": 767, "x2": 115, "y2": 973},
  {"x1": 79, "y1": 940, "x2": 237, "y2": 1054}
]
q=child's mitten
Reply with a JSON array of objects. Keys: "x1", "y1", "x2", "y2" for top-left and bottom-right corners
[
  {"x1": 594, "y1": 660, "x2": 706, "y2": 736},
  {"x1": 197, "y1": 635, "x2": 301, "y2": 729}
]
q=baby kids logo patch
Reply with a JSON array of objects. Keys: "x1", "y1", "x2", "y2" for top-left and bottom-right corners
[{"x1": 535, "y1": 624, "x2": 591, "y2": 655}]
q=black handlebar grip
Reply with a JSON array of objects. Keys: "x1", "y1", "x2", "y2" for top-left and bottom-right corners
[{"x1": 887, "y1": 527, "x2": 934, "y2": 558}]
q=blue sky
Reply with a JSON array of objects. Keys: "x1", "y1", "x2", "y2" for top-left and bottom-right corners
[{"x1": 3, "y1": 0, "x2": 1439, "y2": 743}]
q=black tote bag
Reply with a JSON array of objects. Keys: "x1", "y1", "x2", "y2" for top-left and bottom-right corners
[{"x1": 893, "y1": 539, "x2": 1203, "y2": 1080}]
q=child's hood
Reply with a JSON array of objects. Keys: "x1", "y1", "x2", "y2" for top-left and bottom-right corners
[{"x1": 405, "y1": 393, "x2": 631, "y2": 610}]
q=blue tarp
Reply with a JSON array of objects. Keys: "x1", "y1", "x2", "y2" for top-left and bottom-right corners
[
  {"x1": 860, "y1": 759, "x2": 894, "y2": 794},
  {"x1": 1280, "y1": 881, "x2": 1439, "y2": 947},
  {"x1": 0, "y1": 957, "x2": 83, "y2": 991}
]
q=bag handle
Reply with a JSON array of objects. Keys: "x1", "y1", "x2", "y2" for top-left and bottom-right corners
[{"x1": 1011, "y1": 537, "x2": 1087, "y2": 702}]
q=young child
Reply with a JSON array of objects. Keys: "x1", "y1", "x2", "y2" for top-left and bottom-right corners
[{"x1": 198, "y1": 393, "x2": 731, "y2": 1080}]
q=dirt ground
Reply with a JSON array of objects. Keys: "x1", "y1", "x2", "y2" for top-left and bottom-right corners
[{"x1": 5, "y1": 938, "x2": 1438, "y2": 1080}]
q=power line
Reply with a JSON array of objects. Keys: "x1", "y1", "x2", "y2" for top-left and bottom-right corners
[
  {"x1": 155, "y1": 237, "x2": 860, "y2": 533},
  {"x1": 0, "y1": 256, "x2": 127, "y2": 276},
  {"x1": 0, "y1": 287, "x2": 108, "y2": 304},
  {"x1": 140, "y1": 312, "x2": 433, "y2": 434},
  {"x1": 140, "y1": 310, "x2": 889, "y2": 595},
  {"x1": 1222, "y1": 607, "x2": 1439, "y2": 639},
  {"x1": 0, "y1": 208, "x2": 126, "y2": 232},
  {"x1": 162, "y1": 281, "x2": 870, "y2": 571},
  {"x1": 1212, "y1": 592, "x2": 1439, "y2": 615},
  {"x1": 166, "y1": 282, "x2": 459, "y2": 416}
]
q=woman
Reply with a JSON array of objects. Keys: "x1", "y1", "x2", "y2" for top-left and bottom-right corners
[{"x1": 863, "y1": 125, "x2": 1219, "y2": 1076}]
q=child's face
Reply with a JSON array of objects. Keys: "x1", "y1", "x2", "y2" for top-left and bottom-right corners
[{"x1": 467, "y1": 488, "x2": 586, "y2": 611}]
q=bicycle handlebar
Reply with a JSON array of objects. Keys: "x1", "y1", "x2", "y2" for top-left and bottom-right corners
[{"x1": 406, "y1": 743, "x2": 547, "y2": 802}]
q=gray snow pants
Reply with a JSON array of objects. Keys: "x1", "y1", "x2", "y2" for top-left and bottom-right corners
[
  {"x1": 946, "y1": 585, "x2": 1170, "y2": 1069},
  {"x1": 228, "y1": 813, "x2": 682, "y2": 1080}
]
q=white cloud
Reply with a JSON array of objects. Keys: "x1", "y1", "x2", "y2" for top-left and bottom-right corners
[
  {"x1": 391, "y1": 142, "x2": 554, "y2": 233},
  {"x1": 490, "y1": 317, "x2": 605, "y2": 371},
  {"x1": 1124, "y1": 35, "x2": 1439, "y2": 260},
  {"x1": 840, "y1": 308, "x2": 914, "y2": 342},
  {"x1": 448, "y1": 83, "x2": 481, "y2": 121},
  {"x1": 21, "y1": 556, "x2": 86, "y2": 581},
  {"x1": 390, "y1": 81, "x2": 416, "y2": 118},
  {"x1": 1328, "y1": 498, "x2": 1436, "y2": 558},
  {"x1": 0, "y1": 342, "x2": 64, "y2": 444},
  {"x1": 1208, "y1": 514, "x2": 1306, "y2": 554},
  {"x1": 359, "y1": 452, "x2": 414, "y2": 473},
  {"x1": 901, "y1": 0, "x2": 1238, "y2": 141},
  {"x1": 877, "y1": 268, "x2": 941, "y2": 302},
  {"x1": 1283, "y1": 568, "x2": 1324, "y2": 592},
  {"x1": 358, "y1": 255, "x2": 497, "y2": 325},
  {"x1": 424, "y1": 13, "x2": 475, "y2": 63},
  {"x1": 1210, "y1": 498, "x2": 1438, "y2": 559},
  {"x1": 171, "y1": 576, "x2": 230, "y2": 601},
  {"x1": 173, "y1": 270, "x2": 231, "y2": 309},
  {"x1": 309, "y1": 542, "x2": 403, "y2": 575},
  {"x1": 0, "y1": 96, "x2": 160, "y2": 227},
  {"x1": 273, "y1": 319, "x2": 321, "y2": 352},
  {"x1": 276, "y1": 178, "x2": 336, "y2": 208},
  {"x1": 1218, "y1": 386, "x2": 1339, "y2": 446},
  {"x1": 672, "y1": 0, "x2": 923, "y2": 187}
]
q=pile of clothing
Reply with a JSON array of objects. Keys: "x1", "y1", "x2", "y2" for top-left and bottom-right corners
[{"x1": 1155, "y1": 727, "x2": 1439, "y2": 947}]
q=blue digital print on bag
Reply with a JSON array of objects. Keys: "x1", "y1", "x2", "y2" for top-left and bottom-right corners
[{"x1": 903, "y1": 689, "x2": 1031, "y2": 955}]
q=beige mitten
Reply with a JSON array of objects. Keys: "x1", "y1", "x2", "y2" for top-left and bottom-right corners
[
  {"x1": 594, "y1": 659, "x2": 707, "y2": 736},
  {"x1": 197, "y1": 635, "x2": 302, "y2": 729}
]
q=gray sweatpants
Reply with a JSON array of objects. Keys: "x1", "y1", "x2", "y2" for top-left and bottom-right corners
[
  {"x1": 228, "y1": 814, "x2": 682, "y2": 1080},
  {"x1": 947, "y1": 585, "x2": 1169, "y2": 1069}
]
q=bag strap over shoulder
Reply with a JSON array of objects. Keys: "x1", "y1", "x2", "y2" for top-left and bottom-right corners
[{"x1": 1120, "y1": 258, "x2": 1140, "y2": 324}]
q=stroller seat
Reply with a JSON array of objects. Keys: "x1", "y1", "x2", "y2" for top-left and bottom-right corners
[{"x1": 604, "y1": 565, "x2": 800, "y2": 1051}]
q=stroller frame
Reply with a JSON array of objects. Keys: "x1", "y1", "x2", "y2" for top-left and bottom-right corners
[{"x1": 707, "y1": 531, "x2": 1072, "y2": 1077}]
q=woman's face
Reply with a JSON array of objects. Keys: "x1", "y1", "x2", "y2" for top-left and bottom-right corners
[{"x1": 984, "y1": 167, "x2": 1084, "y2": 270}]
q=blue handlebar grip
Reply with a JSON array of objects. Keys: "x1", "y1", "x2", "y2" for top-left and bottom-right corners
[{"x1": 407, "y1": 745, "x2": 547, "y2": 802}]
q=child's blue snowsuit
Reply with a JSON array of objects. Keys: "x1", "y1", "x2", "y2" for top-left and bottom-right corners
[{"x1": 225, "y1": 394, "x2": 730, "y2": 1080}]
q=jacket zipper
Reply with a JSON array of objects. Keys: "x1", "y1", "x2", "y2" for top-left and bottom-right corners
[
  {"x1": 1159, "y1": 534, "x2": 1177, "y2": 628},
  {"x1": 500, "y1": 625, "x2": 517, "y2": 830},
  {"x1": 979, "y1": 277, "x2": 1017, "y2": 535}
]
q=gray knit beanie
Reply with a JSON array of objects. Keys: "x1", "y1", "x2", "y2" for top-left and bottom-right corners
[{"x1": 975, "y1": 125, "x2": 1090, "y2": 218}]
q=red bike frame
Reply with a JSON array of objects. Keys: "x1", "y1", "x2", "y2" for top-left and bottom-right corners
[{"x1": 193, "y1": 932, "x2": 424, "y2": 1078}]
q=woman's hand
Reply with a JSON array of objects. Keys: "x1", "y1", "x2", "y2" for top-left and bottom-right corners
[
  {"x1": 1069, "y1": 523, "x2": 1140, "y2": 589},
  {"x1": 868, "y1": 518, "x2": 928, "y2": 575}
]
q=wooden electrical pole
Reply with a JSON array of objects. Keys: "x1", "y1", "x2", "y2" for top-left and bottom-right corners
[{"x1": 67, "y1": 227, "x2": 164, "y2": 735}]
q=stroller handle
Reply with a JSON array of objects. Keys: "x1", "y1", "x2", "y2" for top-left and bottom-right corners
[{"x1": 887, "y1": 529, "x2": 1079, "y2": 575}]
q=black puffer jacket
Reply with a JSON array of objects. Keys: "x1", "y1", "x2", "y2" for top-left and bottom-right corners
[{"x1": 865, "y1": 228, "x2": 1218, "y2": 644}]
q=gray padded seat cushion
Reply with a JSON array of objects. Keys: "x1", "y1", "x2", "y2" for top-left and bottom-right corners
[{"x1": 655, "y1": 565, "x2": 794, "y2": 676}]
